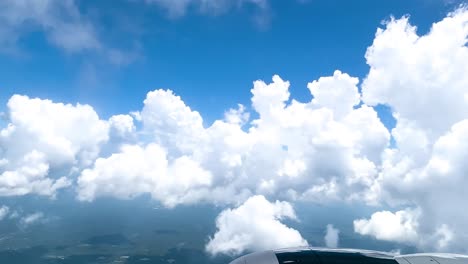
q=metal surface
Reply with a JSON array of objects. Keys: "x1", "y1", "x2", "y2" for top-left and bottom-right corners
[
  {"x1": 274, "y1": 247, "x2": 395, "y2": 258},
  {"x1": 229, "y1": 250, "x2": 279, "y2": 264},
  {"x1": 228, "y1": 247, "x2": 468, "y2": 264},
  {"x1": 396, "y1": 254, "x2": 468, "y2": 264}
]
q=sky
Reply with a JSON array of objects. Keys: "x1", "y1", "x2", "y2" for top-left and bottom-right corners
[{"x1": 1, "y1": 0, "x2": 468, "y2": 259}]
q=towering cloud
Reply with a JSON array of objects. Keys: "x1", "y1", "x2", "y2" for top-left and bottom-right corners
[
  {"x1": 76, "y1": 70, "x2": 389, "y2": 207},
  {"x1": 358, "y1": 7, "x2": 468, "y2": 252},
  {"x1": 324, "y1": 224, "x2": 340, "y2": 248}
]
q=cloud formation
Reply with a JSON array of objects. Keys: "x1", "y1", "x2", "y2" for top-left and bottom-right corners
[
  {"x1": 0, "y1": 0, "x2": 139, "y2": 64},
  {"x1": 0, "y1": 0, "x2": 100, "y2": 54},
  {"x1": 205, "y1": 195, "x2": 307, "y2": 256},
  {"x1": 324, "y1": 224, "x2": 339, "y2": 248},
  {"x1": 144, "y1": 0, "x2": 269, "y2": 18},
  {"x1": 354, "y1": 209, "x2": 420, "y2": 244},
  {"x1": 77, "y1": 143, "x2": 212, "y2": 207},
  {"x1": 358, "y1": 7, "x2": 468, "y2": 252},
  {"x1": 1, "y1": 6, "x2": 468, "y2": 253},
  {"x1": 73, "y1": 70, "x2": 389, "y2": 207},
  {"x1": 354, "y1": 209, "x2": 454, "y2": 251},
  {"x1": 0, "y1": 95, "x2": 108, "y2": 197},
  {"x1": 19, "y1": 212, "x2": 46, "y2": 227}
]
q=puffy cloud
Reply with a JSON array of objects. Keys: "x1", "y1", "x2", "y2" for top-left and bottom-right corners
[
  {"x1": 76, "y1": 70, "x2": 390, "y2": 208},
  {"x1": 354, "y1": 208, "x2": 455, "y2": 251},
  {"x1": 0, "y1": 95, "x2": 108, "y2": 197},
  {"x1": 77, "y1": 144, "x2": 212, "y2": 207},
  {"x1": 205, "y1": 195, "x2": 307, "y2": 256},
  {"x1": 2, "y1": 6, "x2": 468, "y2": 254},
  {"x1": 224, "y1": 104, "x2": 250, "y2": 126},
  {"x1": 357, "y1": 7, "x2": 468, "y2": 252},
  {"x1": 354, "y1": 209, "x2": 420, "y2": 244},
  {"x1": 0, "y1": 150, "x2": 70, "y2": 196},
  {"x1": 140, "y1": 89, "x2": 205, "y2": 154},
  {"x1": 371, "y1": 119, "x2": 468, "y2": 251},
  {"x1": 324, "y1": 224, "x2": 339, "y2": 248},
  {"x1": 2, "y1": 95, "x2": 109, "y2": 166},
  {"x1": 308, "y1": 70, "x2": 360, "y2": 119},
  {"x1": 109, "y1": 114, "x2": 136, "y2": 138},
  {"x1": 362, "y1": 8, "x2": 468, "y2": 138}
]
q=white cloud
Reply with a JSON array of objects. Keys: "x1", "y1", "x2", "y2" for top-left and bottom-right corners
[
  {"x1": 324, "y1": 224, "x2": 339, "y2": 248},
  {"x1": 19, "y1": 212, "x2": 45, "y2": 227},
  {"x1": 0, "y1": 0, "x2": 138, "y2": 64},
  {"x1": 308, "y1": 70, "x2": 360, "y2": 119},
  {"x1": 140, "y1": 89, "x2": 205, "y2": 154},
  {"x1": 224, "y1": 104, "x2": 250, "y2": 126},
  {"x1": 362, "y1": 8, "x2": 468, "y2": 138},
  {"x1": 77, "y1": 69, "x2": 389, "y2": 207},
  {"x1": 357, "y1": 7, "x2": 468, "y2": 252},
  {"x1": 1, "y1": 5, "x2": 468, "y2": 254},
  {"x1": 0, "y1": 150, "x2": 70, "y2": 196},
  {"x1": 77, "y1": 144, "x2": 212, "y2": 207},
  {"x1": 0, "y1": 0, "x2": 100, "y2": 53},
  {"x1": 205, "y1": 195, "x2": 308, "y2": 256},
  {"x1": 109, "y1": 114, "x2": 136, "y2": 138},
  {"x1": 0, "y1": 206, "x2": 9, "y2": 220},
  {"x1": 66, "y1": 64, "x2": 394, "y2": 214},
  {"x1": 0, "y1": 95, "x2": 108, "y2": 197},
  {"x1": 354, "y1": 208, "x2": 455, "y2": 251},
  {"x1": 3, "y1": 95, "x2": 109, "y2": 166},
  {"x1": 144, "y1": 0, "x2": 269, "y2": 18},
  {"x1": 354, "y1": 208, "x2": 420, "y2": 244}
]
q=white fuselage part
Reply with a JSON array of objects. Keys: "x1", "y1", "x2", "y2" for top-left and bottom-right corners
[{"x1": 396, "y1": 254, "x2": 468, "y2": 264}]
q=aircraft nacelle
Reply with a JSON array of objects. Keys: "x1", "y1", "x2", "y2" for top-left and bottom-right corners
[{"x1": 229, "y1": 247, "x2": 468, "y2": 264}]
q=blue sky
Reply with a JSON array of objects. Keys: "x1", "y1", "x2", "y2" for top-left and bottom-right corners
[
  {"x1": 2, "y1": 0, "x2": 468, "y2": 258},
  {"x1": 0, "y1": 0, "x2": 461, "y2": 125}
]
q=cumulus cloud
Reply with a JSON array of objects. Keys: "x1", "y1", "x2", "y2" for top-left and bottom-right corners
[
  {"x1": 354, "y1": 209, "x2": 420, "y2": 244},
  {"x1": 324, "y1": 224, "x2": 339, "y2": 248},
  {"x1": 77, "y1": 70, "x2": 389, "y2": 206},
  {"x1": 354, "y1": 208, "x2": 455, "y2": 251},
  {"x1": 2, "y1": 5, "x2": 468, "y2": 254},
  {"x1": 308, "y1": 71, "x2": 360, "y2": 119},
  {"x1": 362, "y1": 9, "x2": 468, "y2": 137},
  {"x1": 205, "y1": 195, "x2": 308, "y2": 256},
  {"x1": 0, "y1": 95, "x2": 108, "y2": 197},
  {"x1": 0, "y1": 150, "x2": 70, "y2": 196},
  {"x1": 357, "y1": 7, "x2": 468, "y2": 252},
  {"x1": 109, "y1": 114, "x2": 136, "y2": 138},
  {"x1": 77, "y1": 143, "x2": 212, "y2": 207}
]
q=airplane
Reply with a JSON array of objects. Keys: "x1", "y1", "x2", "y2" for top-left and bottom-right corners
[{"x1": 229, "y1": 247, "x2": 468, "y2": 264}]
